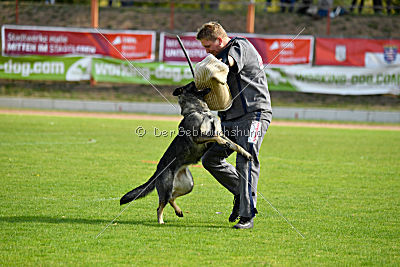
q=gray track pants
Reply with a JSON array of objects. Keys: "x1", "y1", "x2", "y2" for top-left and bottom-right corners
[{"x1": 202, "y1": 111, "x2": 270, "y2": 218}]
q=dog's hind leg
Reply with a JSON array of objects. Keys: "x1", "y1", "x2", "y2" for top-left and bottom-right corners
[
  {"x1": 169, "y1": 199, "x2": 183, "y2": 217},
  {"x1": 169, "y1": 166, "x2": 193, "y2": 218},
  {"x1": 157, "y1": 202, "x2": 167, "y2": 224}
]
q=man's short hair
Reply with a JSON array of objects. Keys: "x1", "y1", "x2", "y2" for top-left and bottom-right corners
[{"x1": 196, "y1": 22, "x2": 228, "y2": 41}]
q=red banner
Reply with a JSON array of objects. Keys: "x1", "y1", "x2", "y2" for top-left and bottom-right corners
[
  {"x1": 1, "y1": 25, "x2": 156, "y2": 61},
  {"x1": 159, "y1": 32, "x2": 208, "y2": 64},
  {"x1": 315, "y1": 37, "x2": 400, "y2": 67},
  {"x1": 244, "y1": 34, "x2": 314, "y2": 66},
  {"x1": 160, "y1": 32, "x2": 314, "y2": 66}
]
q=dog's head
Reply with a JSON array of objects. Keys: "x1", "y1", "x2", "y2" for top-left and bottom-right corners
[{"x1": 173, "y1": 81, "x2": 211, "y2": 116}]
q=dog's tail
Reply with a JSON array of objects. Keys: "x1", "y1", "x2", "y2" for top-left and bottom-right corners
[{"x1": 120, "y1": 176, "x2": 156, "y2": 205}]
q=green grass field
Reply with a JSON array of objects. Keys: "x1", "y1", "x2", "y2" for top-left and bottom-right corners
[{"x1": 0, "y1": 113, "x2": 399, "y2": 265}]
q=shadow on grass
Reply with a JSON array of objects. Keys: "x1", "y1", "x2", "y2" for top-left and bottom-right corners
[{"x1": 0, "y1": 215, "x2": 227, "y2": 229}]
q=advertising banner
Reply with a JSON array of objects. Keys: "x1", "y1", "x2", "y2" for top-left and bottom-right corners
[
  {"x1": 266, "y1": 66, "x2": 400, "y2": 95},
  {"x1": 244, "y1": 34, "x2": 314, "y2": 66},
  {"x1": 91, "y1": 57, "x2": 194, "y2": 85},
  {"x1": 0, "y1": 56, "x2": 90, "y2": 81},
  {"x1": 159, "y1": 32, "x2": 208, "y2": 64},
  {"x1": 159, "y1": 32, "x2": 314, "y2": 66},
  {"x1": 1, "y1": 25, "x2": 156, "y2": 61},
  {"x1": 90, "y1": 58, "x2": 400, "y2": 95},
  {"x1": 315, "y1": 37, "x2": 400, "y2": 67},
  {"x1": 1, "y1": 55, "x2": 398, "y2": 95}
]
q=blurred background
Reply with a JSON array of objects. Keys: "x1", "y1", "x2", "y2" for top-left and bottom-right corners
[{"x1": 0, "y1": 0, "x2": 399, "y2": 114}]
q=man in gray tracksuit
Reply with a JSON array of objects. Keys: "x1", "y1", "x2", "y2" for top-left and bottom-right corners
[{"x1": 197, "y1": 22, "x2": 272, "y2": 229}]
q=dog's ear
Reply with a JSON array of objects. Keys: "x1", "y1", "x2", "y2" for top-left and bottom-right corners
[
  {"x1": 173, "y1": 81, "x2": 196, "y2": 96},
  {"x1": 197, "y1": 87, "x2": 211, "y2": 97},
  {"x1": 186, "y1": 81, "x2": 196, "y2": 92},
  {"x1": 173, "y1": 86, "x2": 184, "y2": 96}
]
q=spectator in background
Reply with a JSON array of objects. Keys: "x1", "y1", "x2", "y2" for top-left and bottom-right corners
[
  {"x1": 281, "y1": 0, "x2": 296, "y2": 12},
  {"x1": 297, "y1": 0, "x2": 312, "y2": 14},
  {"x1": 201, "y1": 0, "x2": 220, "y2": 10},
  {"x1": 210, "y1": 0, "x2": 220, "y2": 10},
  {"x1": 385, "y1": 0, "x2": 393, "y2": 13},
  {"x1": 394, "y1": 0, "x2": 400, "y2": 14},
  {"x1": 121, "y1": 0, "x2": 134, "y2": 7},
  {"x1": 264, "y1": 0, "x2": 272, "y2": 11},
  {"x1": 373, "y1": 0, "x2": 383, "y2": 13},
  {"x1": 350, "y1": 0, "x2": 364, "y2": 13},
  {"x1": 317, "y1": 0, "x2": 333, "y2": 16}
]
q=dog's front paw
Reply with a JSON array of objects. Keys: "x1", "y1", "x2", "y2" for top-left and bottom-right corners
[
  {"x1": 175, "y1": 210, "x2": 184, "y2": 217},
  {"x1": 243, "y1": 152, "x2": 253, "y2": 161}
]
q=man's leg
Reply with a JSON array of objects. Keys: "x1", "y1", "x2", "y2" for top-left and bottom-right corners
[
  {"x1": 202, "y1": 143, "x2": 240, "y2": 196},
  {"x1": 202, "y1": 124, "x2": 242, "y2": 222},
  {"x1": 233, "y1": 112, "x2": 270, "y2": 229}
]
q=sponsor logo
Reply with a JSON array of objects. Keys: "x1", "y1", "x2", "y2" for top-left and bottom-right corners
[
  {"x1": 269, "y1": 41, "x2": 279, "y2": 50},
  {"x1": 66, "y1": 58, "x2": 91, "y2": 81},
  {"x1": 383, "y1": 45, "x2": 398, "y2": 64},
  {"x1": 335, "y1": 45, "x2": 346, "y2": 62},
  {"x1": 269, "y1": 41, "x2": 295, "y2": 51},
  {"x1": 112, "y1": 36, "x2": 122, "y2": 45},
  {"x1": 248, "y1": 121, "x2": 262, "y2": 144},
  {"x1": 0, "y1": 59, "x2": 64, "y2": 77}
]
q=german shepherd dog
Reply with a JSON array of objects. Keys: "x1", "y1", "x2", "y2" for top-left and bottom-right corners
[{"x1": 120, "y1": 82, "x2": 252, "y2": 224}]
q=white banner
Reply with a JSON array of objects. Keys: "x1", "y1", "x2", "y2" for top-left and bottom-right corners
[{"x1": 266, "y1": 66, "x2": 400, "y2": 95}]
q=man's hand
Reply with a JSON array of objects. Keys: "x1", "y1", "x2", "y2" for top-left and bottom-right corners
[{"x1": 228, "y1": 55, "x2": 235, "y2": 67}]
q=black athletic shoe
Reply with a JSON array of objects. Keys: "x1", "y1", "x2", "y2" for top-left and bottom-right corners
[
  {"x1": 229, "y1": 195, "x2": 240, "y2": 222},
  {"x1": 233, "y1": 217, "x2": 254, "y2": 229}
]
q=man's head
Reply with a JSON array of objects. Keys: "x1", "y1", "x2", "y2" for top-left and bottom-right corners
[{"x1": 196, "y1": 22, "x2": 230, "y2": 56}]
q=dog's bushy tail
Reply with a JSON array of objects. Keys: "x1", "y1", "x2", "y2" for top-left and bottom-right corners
[{"x1": 120, "y1": 176, "x2": 156, "y2": 205}]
